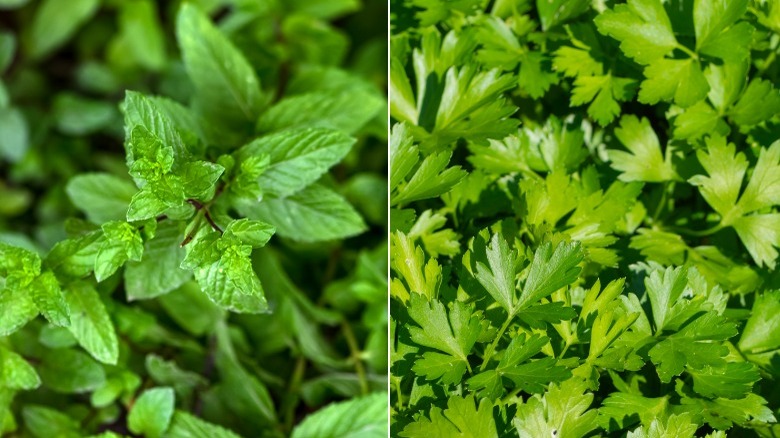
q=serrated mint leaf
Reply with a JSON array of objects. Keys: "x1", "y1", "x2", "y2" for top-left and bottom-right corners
[
  {"x1": 65, "y1": 282, "x2": 119, "y2": 365},
  {"x1": 0, "y1": 346, "x2": 40, "y2": 390},
  {"x1": 0, "y1": 286, "x2": 37, "y2": 336},
  {"x1": 236, "y1": 128, "x2": 355, "y2": 197},
  {"x1": 180, "y1": 160, "x2": 224, "y2": 199},
  {"x1": 29, "y1": 271, "x2": 70, "y2": 327},
  {"x1": 166, "y1": 411, "x2": 241, "y2": 438},
  {"x1": 182, "y1": 232, "x2": 268, "y2": 314},
  {"x1": 125, "y1": 221, "x2": 191, "y2": 301},
  {"x1": 291, "y1": 392, "x2": 387, "y2": 438},
  {"x1": 176, "y1": 3, "x2": 266, "y2": 125},
  {"x1": 127, "y1": 387, "x2": 175, "y2": 438},
  {"x1": 238, "y1": 184, "x2": 366, "y2": 242},
  {"x1": 66, "y1": 173, "x2": 138, "y2": 224},
  {"x1": 94, "y1": 221, "x2": 143, "y2": 282},
  {"x1": 29, "y1": 0, "x2": 99, "y2": 58},
  {"x1": 127, "y1": 189, "x2": 172, "y2": 222},
  {"x1": 258, "y1": 91, "x2": 385, "y2": 135},
  {"x1": 39, "y1": 348, "x2": 106, "y2": 393},
  {"x1": 122, "y1": 91, "x2": 189, "y2": 168},
  {"x1": 224, "y1": 219, "x2": 275, "y2": 248}
]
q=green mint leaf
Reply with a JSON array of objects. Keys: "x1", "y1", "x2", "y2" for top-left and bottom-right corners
[
  {"x1": 258, "y1": 91, "x2": 385, "y2": 135},
  {"x1": 39, "y1": 348, "x2": 106, "y2": 393},
  {"x1": 22, "y1": 405, "x2": 81, "y2": 438},
  {"x1": 238, "y1": 184, "x2": 366, "y2": 242},
  {"x1": 182, "y1": 232, "x2": 268, "y2": 314},
  {"x1": 158, "y1": 282, "x2": 224, "y2": 336},
  {"x1": 118, "y1": 0, "x2": 166, "y2": 71},
  {"x1": 166, "y1": 411, "x2": 241, "y2": 438},
  {"x1": 94, "y1": 221, "x2": 143, "y2": 282},
  {"x1": 29, "y1": 271, "x2": 70, "y2": 327},
  {"x1": 236, "y1": 127, "x2": 355, "y2": 198},
  {"x1": 0, "y1": 106, "x2": 28, "y2": 162},
  {"x1": 223, "y1": 219, "x2": 275, "y2": 248},
  {"x1": 0, "y1": 285, "x2": 37, "y2": 336},
  {"x1": 127, "y1": 189, "x2": 173, "y2": 222},
  {"x1": 66, "y1": 173, "x2": 138, "y2": 224},
  {"x1": 65, "y1": 282, "x2": 120, "y2": 365},
  {"x1": 124, "y1": 222, "x2": 190, "y2": 301},
  {"x1": 127, "y1": 387, "x2": 175, "y2": 438},
  {"x1": 176, "y1": 3, "x2": 266, "y2": 125},
  {"x1": 0, "y1": 346, "x2": 41, "y2": 390},
  {"x1": 52, "y1": 93, "x2": 116, "y2": 135},
  {"x1": 29, "y1": 0, "x2": 99, "y2": 58},
  {"x1": 122, "y1": 91, "x2": 189, "y2": 169},
  {"x1": 180, "y1": 160, "x2": 224, "y2": 200},
  {"x1": 291, "y1": 392, "x2": 387, "y2": 438}
]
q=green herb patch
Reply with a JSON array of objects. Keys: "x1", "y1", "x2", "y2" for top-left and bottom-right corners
[
  {"x1": 390, "y1": 0, "x2": 780, "y2": 436},
  {"x1": 0, "y1": 0, "x2": 387, "y2": 436}
]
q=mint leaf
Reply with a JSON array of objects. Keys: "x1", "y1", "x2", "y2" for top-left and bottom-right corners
[
  {"x1": 291, "y1": 392, "x2": 387, "y2": 438},
  {"x1": 258, "y1": 91, "x2": 384, "y2": 135},
  {"x1": 0, "y1": 346, "x2": 40, "y2": 390},
  {"x1": 166, "y1": 411, "x2": 241, "y2": 438},
  {"x1": 127, "y1": 387, "x2": 175, "y2": 438},
  {"x1": 66, "y1": 173, "x2": 138, "y2": 224},
  {"x1": 124, "y1": 221, "x2": 190, "y2": 301},
  {"x1": 238, "y1": 184, "x2": 366, "y2": 242},
  {"x1": 29, "y1": 0, "x2": 99, "y2": 58},
  {"x1": 176, "y1": 3, "x2": 266, "y2": 125},
  {"x1": 236, "y1": 128, "x2": 355, "y2": 197},
  {"x1": 65, "y1": 282, "x2": 119, "y2": 365}
]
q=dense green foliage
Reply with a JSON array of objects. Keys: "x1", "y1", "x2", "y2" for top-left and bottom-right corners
[
  {"x1": 0, "y1": 0, "x2": 387, "y2": 436},
  {"x1": 390, "y1": 0, "x2": 780, "y2": 436}
]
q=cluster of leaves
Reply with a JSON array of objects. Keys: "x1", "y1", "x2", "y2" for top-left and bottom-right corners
[
  {"x1": 0, "y1": 0, "x2": 387, "y2": 436},
  {"x1": 391, "y1": 0, "x2": 780, "y2": 436}
]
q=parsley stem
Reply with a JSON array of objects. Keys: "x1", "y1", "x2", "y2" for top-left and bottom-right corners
[
  {"x1": 667, "y1": 223, "x2": 723, "y2": 237},
  {"x1": 675, "y1": 43, "x2": 698, "y2": 60},
  {"x1": 479, "y1": 311, "x2": 517, "y2": 371}
]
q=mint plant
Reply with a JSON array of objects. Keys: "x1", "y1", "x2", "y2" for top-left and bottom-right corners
[
  {"x1": 0, "y1": 0, "x2": 387, "y2": 436},
  {"x1": 391, "y1": 1, "x2": 780, "y2": 436}
]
